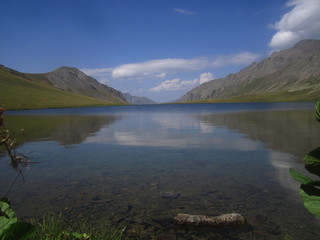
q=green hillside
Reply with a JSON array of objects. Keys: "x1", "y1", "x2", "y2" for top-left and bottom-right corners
[
  {"x1": 0, "y1": 69, "x2": 125, "y2": 110},
  {"x1": 179, "y1": 88, "x2": 320, "y2": 104}
]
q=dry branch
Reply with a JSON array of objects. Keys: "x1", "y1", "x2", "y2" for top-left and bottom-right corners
[{"x1": 173, "y1": 213, "x2": 246, "y2": 226}]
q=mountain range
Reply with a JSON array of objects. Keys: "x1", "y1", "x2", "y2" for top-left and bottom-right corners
[
  {"x1": 123, "y1": 93, "x2": 156, "y2": 105},
  {"x1": 1, "y1": 39, "x2": 319, "y2": 110},
  {"x1": 0, "y1": 65, "x2": 155, "y2": 109},
  {"x1": 179, "y1": 39, "x2": 320, "y2": 102}
]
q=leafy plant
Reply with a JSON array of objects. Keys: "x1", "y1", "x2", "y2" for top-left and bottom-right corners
[
  {"x1": 0, "y1": 198, "x2": 35, "y2": 240},
  {"x1": 289, "y1": 100, "x2": 320, "y2": 218},
  {"x1": 0, "y1": 200, "x2": 125, "y2": 240}
]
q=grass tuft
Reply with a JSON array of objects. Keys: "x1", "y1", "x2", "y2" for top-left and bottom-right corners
[{"x1": 33, "y1": 213, "x2": 125, "y2": 240}]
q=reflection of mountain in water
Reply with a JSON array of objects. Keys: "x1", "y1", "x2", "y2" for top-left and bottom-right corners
[
  {"x1": 3, "y1": 115, "x2": 119, "y2": 146},
  {"x1": 201, "y1": 110, "x2": 320, "y2": 159}
]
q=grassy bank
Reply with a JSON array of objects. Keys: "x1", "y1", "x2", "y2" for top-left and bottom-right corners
[
  {"x1": 0, "y1": 199, "x2": 124, "y2": 240},
  {"x1": 33, "y1": 214, "x2": 125, "y2": 240}
]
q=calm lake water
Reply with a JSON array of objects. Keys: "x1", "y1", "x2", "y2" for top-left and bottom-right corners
[{"x1": 1, "y1": 102, "x2": 320, "y2": 239}]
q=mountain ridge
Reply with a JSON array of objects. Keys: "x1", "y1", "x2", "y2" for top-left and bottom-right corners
[
  {"x1": 179, "y1": 39, "x2": 320, "y2": 102},
  {"x1": 123, "y1": 93, "x2": 156, "y2": 105},
  {"x1": 0, "y1": 65, "x2": 127, "y2": 110},
  {"x1": 26, "y1": 66, "x2": 127, "y2": 103}
]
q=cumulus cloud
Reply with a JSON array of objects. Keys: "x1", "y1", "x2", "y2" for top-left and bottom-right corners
[
  {"x1": 199, "y1": 72, "x2": 214, "y2": 84},
  {"x1": 174, "y1": 8, "x2": 196, "y2": 15},
  {"x1": 149, "y1": 72, "x2": 214, "y2": 92},
  {"x1": 269, "y1": 0, "x2": 320, "y2": 50},
  {"x1": 149, "y1": 78, "x2": 197, "y2": 92}
]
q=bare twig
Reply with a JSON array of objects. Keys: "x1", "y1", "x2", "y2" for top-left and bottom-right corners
[
  {"x1": 173, "y1": 213, "x2": 246, "y2": 226},
  {"x1": 0, "y1": 108, "x2": 34, "y2": 182}
]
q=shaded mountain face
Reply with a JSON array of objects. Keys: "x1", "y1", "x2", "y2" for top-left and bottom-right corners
[
  {"x1": 123, "y1": 93, "x2": 156, "y2": 105},
  {"x1": 28, "y1": 67, "x2": 127, "y2": 103},
  {"x1": 179, "y1": 39, "x2": 320, "y2": 102}
]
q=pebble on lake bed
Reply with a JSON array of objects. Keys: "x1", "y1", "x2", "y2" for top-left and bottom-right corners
[{"x1": 160, "y1": 192, "x2": 180, "y2": 199}]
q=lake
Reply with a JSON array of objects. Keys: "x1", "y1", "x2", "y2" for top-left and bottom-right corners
[{"x1": 1, "y1": 102, "x2": 320, "y2": 239}]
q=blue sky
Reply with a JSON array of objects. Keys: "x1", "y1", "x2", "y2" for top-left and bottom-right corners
[{"x1": 1, "y1": 0, "x2": 320, "y2": 102}]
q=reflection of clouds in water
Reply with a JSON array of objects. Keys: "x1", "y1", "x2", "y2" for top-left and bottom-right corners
[
  {"x1": 199, "y1": 121, "x2": 215, "y2": 134},
  {"x1": 220, "y1": 138, "x2": 261, "y2": 151},
  {"x1": 85, "y1": 115, "x2": 262, "y2": 151},
  {"x1": 114, "y1": 131, "x2": 194, "y2": 148},
  {"x1": 151, "y1": 113, "x2": 217, "y2": 133},
  {"x1": 269, "y1": 151, "x2": 301, "y2": 191},
  {"x1": 153, "y1": 113, "x2": 200, "y2": 131}
]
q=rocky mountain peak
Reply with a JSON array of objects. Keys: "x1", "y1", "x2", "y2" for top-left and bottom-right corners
[
  {"x1": 44, "y1": 66, "x2": 127, "y2": 103},
  {"x1": 179, "y1": 39, "x2": 320, "y2": 102},
  {"x1": 292, "y1": 39, "x2": 320, "y2": 50}
]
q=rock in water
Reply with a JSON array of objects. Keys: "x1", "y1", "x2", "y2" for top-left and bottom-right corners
[
  {"x1": 173, "y1": 213, "x2": 245, "y2": 226},
  {"x1": 160, "y1": 192, "x2": 180, "y2": 199}
]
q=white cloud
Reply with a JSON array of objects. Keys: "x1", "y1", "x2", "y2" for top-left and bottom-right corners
[
  {"x1": 81, "y1": 53, "x2": 259, "y2": 84},
  {"x1": 228, "y1": 52, "x2": 261, "y2": 65},
  {"x1": 149, "y1": 78, "x2": 197, "y2": 92},
  {"x1": 269, "y1": 0, "x2": 320, "y2": 50},
  {"x1": 211, "y1": 52, "x2": 260, "y2": 67},
  {"x1": 174, "y1": 8, "x2": 196, "y2": 15},
  {"x1": 199, "y1": 72, "x2": 214, "y2": 84},
  {"x1": 111, "y1": 57, "x2": 209, "y2": 79},
  {"x1": 149, "y1": 72, "x2": 214, "y2": 92},
  {"x1": 110, "y1": 53, "x2": 259, "y2": 80},
  {"x1": 80, "y1": 67, "x2": 113, "y2": 77}
]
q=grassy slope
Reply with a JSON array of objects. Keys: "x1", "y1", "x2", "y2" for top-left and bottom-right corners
[
  {"x1": 0, "y1": 70, "x2": 125, "y2": 110},
  {"x1": 178, "y1": 88, "x2": 320, "y2": 104}
]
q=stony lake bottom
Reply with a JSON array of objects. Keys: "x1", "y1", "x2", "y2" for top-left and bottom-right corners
[{"x1": 1, "y1": 102, "x2": 320, "y2": 240}]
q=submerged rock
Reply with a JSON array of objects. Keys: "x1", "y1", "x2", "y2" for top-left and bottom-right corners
[
  {"x1": 160, "y1": 192, "x2": 181, "y2": 199},
  {"x1": 92, "y1": 195, "x2": 101, "y2": 201},
  {"x1": 247, "y1": 214, "x2": 268, "y2": 227},
  {"x1": 152, "y1": 216, "x2": 172, "y2": 228},
  {"x1": 156, "y1": 232, "x2": 176, "y2": 240}
]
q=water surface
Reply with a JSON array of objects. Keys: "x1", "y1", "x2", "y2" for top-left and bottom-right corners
[{"x1": 1, "y1": 102, "x2": 319, "y2": 239}]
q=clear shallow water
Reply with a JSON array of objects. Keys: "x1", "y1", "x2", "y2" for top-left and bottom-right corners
[{"x1": 1, "y1": 102, "x2": 320, "y2": 239}]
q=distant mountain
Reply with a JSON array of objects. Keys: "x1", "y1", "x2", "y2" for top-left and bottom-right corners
[
  {"x1": 179, "y1": 39, "x2": 320, "y2": 102},
  {"x1": 123, "y1": 93, "x2": 156, "y2": 105},
  {"x1": 27, "y1": 66, "x2": 127, "y2": 103},
  {"x1": 0, "y1": 65, "x2": 127, "y2": 110}
]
